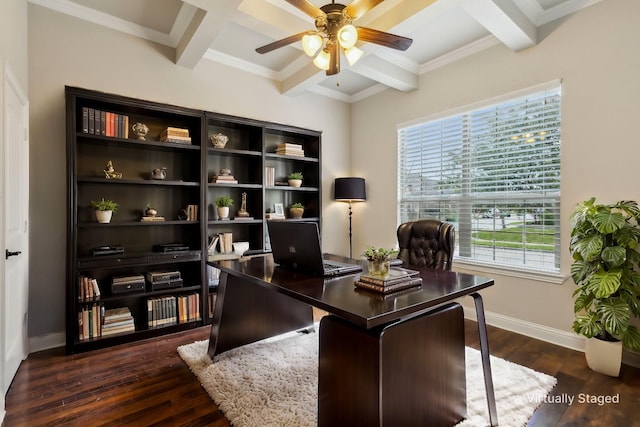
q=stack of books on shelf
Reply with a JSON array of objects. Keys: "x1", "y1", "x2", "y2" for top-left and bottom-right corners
[
  {"x1": 211, "y1": 174, "x2": 238, "y2": 184},
  {"x1": 177, "y1": 293, "x2": 201, "y2": 323},
  {"x1": 265, "y1": 167, "x2": 275, "y2": 187},
  {"x1": 355, "y1": 267, "x2": 423, "y2": 294},
  {"x1": 78, "y1": 275, "x2": 101, "y2": 301},
  {"x1": 78, "y1": 302, "x2": 103, "y2": 341},
  {"x1": 160, "y1": 127, "x2": 191, "y2": 144},
  {"x1": 147, "y1": 296, "x2": 177, "y2": 328},
  {"x1": 101, "y1": 307, "x2": 135, "y2": 337},
  {"x1": 276, "y1": 143, "x2": 305, "y2": 157},
  {"x1": 82, "y1": 107, "x2": 129, "y2": 138},
  {"x1": 141, "y1": 215, "x2": 165, "y2": 222}
]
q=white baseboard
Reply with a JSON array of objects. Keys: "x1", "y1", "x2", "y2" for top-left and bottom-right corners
[
  {"x1": 462, "y1": 304, "x2": 640, "y2": 368},
  {"x1": 29, "y1": 332, "x2": 65, "y2": 353}
]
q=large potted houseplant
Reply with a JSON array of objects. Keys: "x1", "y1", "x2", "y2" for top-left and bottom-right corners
[
  {"x1": 90, "y1": 198, "x2": 118, "y2": 223},
  {"x1": 570, "y1": 198, "x2": 640, "y2": 376}
]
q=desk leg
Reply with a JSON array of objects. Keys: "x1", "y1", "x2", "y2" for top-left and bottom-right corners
[
  {"x1": 470, "y1": 292, "x2": 498, "y2": 427},
  {"x1": 207, "y1": 271, "x2": 314, "y2": 359}
]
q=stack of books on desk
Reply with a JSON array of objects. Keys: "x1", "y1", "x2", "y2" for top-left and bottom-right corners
[
  {"x1": 355, "y1": 267, "x2": 422, "y2": 294},
  {"x1": 276, "y1": 143, "x2": 304, "y2": 157}
]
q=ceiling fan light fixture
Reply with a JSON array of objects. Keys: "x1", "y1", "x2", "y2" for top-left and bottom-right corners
[
  {"x1": 313, "y1": 48, "x2": 331, "y2": 70},
  {"x1": 344, "y1": 46, "x2": 363, "y2": 66},
  {"x1": 337, "y1": 24, "x2": 358, "y2": 48},
  {"x1": 302, "y1": 33, "x2": 323, "y2": 57}
]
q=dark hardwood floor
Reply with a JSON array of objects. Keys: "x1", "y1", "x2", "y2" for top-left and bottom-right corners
[{"x1": 3, "y1": 319, "x2": 639, "y2": 426}]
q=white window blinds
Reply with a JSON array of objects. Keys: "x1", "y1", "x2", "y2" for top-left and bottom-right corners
[{"x1": 398, "y1": 85, "x2": 561, "y2": 273}]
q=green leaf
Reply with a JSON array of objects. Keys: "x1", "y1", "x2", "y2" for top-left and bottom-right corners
[
  {"x1": 587, "y1": 269, "x2": 622, "y2": 298},
  {"x1": 597, "y1": 298, "x2": 630, "y2": 337},
  {"x1": 592, "y1": 211, "x2": 626, "y2": 234},
  {"x1": 622, "y1": 326, "x2": 640, "y2": 352},
  {"x1": 572, "y1": 235, "x2": 603, "y2": 262},
  {"x1": 601, "y1": 246, "x2": 627, "y2": 267},
  {"x1": 573, "y1": 314, "x2": 601, "y2": 338}
]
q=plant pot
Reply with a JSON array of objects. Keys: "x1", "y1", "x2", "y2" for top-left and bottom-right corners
[
  {"x1": 585, "y1": 337, "x2": 622, "y2": 377},
  {"x1": 288, "y1": 179, "x2": 302, "y2": 188},
  {"x1": 290, "y1": 208, "x2": 304, "y2": 219},
  {"x1": 367, "y1": 259, "x2": 391, "y2": 278},
  {"x1": 95, "y1": 210, "x2": 113, "y2": 224},
  {"x1": 217, "y1": 206, "x2": 230, "y2": 220}
]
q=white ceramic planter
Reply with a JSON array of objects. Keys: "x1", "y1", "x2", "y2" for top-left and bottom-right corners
[
  {"x1": 217, "y1": 206, "x2": 230, "y2": 220},
  {"x1": 585, "y1": 337, "x2": 622, "y2": 377},
  {"x1": 95, "y1": 210, "x2": 113, "y2": 224},
  {"x1": 290, "y1": 208, "x2": 304, "y2": 219},
  {"x1": 288, "y1": 179, "x2": 302, "y2": 188}
]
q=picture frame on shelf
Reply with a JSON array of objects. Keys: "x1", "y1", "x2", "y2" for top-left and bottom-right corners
[{"x1": 274, "y1": 203, "x2": 284, "y2": 216}]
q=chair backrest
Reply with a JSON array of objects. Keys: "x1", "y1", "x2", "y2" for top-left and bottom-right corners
[{"x1": 397, "y1": 219, "x2": 455, "y2": 270}]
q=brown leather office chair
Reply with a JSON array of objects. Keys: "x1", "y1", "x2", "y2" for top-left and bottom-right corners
[{"x1": 397, "y1": 219, "x2": 455, "y2": 270}]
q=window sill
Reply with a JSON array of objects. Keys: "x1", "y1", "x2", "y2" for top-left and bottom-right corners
[{"x1": 452, "y1": 258, "x2": 570, "y2": 285}]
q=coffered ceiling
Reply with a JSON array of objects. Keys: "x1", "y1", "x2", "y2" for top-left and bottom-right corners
[{"x1": 31, "y1": 0, "x2": 601, "y2": 102}]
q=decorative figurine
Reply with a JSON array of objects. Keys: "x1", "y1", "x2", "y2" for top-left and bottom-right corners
[
  {"x1": 132, "y1": 122, "x2": 149, "y2": 140},
  {"x1": 145, "y1": 203, "x2": 157, "y2": 217},
  {"x1": 237, "y1": 192, "x2": 251, "y2": 218},
  {"x1": 103, "y1": 160, "x2": 122, "y2": 179},
  {"x1": 151, "y1": 167, "x2": 167, "y2": 180},
  {"x1": 210, "y1": 132, "x2": 229, "y2": 148}
]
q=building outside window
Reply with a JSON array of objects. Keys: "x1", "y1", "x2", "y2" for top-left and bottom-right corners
[{"x1": 397, "y1": 83, "x2": 561, "y2": 273}]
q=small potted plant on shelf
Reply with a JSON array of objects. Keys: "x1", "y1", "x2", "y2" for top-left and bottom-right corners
[
  {"x1": 215, "y1": 195, "x2": 233, "y2": 220},
  {"x1": 289, "y1": 202, "x2": 304, "y2": 219},
  {"x1": 90, "y1": 198, "x2": 118, "y2": 223},
  {"x1": 570, "y1": 197, "x2": 640, "y2": 376},
  {"x1": 288, "y1": 172, "x2": 303, "y2": 187},
  {"x1": 362, "y1": 246, "x2": 399, "y2": 278}
]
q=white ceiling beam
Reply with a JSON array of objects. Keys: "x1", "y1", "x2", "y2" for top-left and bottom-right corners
[
  {"x1": 176, "y1": 0, "x2": 242, "y2": 69},
  {"x1": 351, "y1": 54, "x2": 418, "y2": 92},
  {"x1": 281, "y1": 63, "x2": 327, "y2": 96},
  {"x1": 460, "y1": 0, "x2": 537, "y2": 51}
]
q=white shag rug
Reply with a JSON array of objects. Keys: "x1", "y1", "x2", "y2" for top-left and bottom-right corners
[{"x1": 178, "y1": 331, "x2": 557, "y2": 427}]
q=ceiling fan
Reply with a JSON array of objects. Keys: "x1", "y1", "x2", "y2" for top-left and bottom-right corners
[{"x1": 255, "y1": 0, "x2": 413, "y2": 75}]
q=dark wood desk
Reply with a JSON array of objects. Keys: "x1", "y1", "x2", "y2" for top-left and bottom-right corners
[{"x1": 207, "y1": 255, "x2": 498, "y2": 426}]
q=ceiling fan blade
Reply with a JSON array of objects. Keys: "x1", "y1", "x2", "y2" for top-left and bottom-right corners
[
  {"x1": 285, "y1": 0, "x2": 324, "y2": 19},
  {"x1": 344, "y1": 0, "x2": 385, "y2": 20},
  {"x1": 256, "y1": 32, "x2": 309, "y2": 54},
  {"x1": 356, "y1": 27, "x2": 413, "y2": 51}
]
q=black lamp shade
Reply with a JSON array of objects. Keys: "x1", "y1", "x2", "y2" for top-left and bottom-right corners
[{"x1": 334, "y1": 177, "x2": 366, "y2": 202}]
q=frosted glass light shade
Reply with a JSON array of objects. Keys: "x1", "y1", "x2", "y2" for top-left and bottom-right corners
[
  {"x1": 344, "y1": 46, "x2": 363, "y2": 65},
  {"x1": 302, "y1": 34, "x2": 323, "y2": 57},
  {"x1": 337, "y1": 24, "x2": 358, "y2": 48},
  {"x1": 313, "y1": 49, "x2": 331, "y2": 70}
]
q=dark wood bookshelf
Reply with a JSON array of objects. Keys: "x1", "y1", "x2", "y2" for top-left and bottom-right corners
[{"x1": 65, "y1": 86, "x2": 321, "y2": 353}]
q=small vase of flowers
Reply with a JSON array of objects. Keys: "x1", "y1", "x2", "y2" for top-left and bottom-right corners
[{"x1": 362, "y1": 246, "x2": 398, "y2": 278}]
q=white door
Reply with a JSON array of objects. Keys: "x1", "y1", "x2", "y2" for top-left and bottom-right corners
[{"x1": 1, "y1": 60, "x2": 29, "y2": 395}]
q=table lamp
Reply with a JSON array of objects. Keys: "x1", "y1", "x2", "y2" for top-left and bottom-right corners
[{"x1": 334, "y1": 177, "x2": 366, "y2": 259}]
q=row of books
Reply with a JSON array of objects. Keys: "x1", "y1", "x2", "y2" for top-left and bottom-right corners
[
  {"x1": 147, "y1": 293, "x2": 201, "y2": 328},
  {"x1": 82, "y1": 107, "x2": 129, "y2": 138},
  {"x1": 160, "y1": 127, "x2": 192, "y2": 144},
  {"x1": 355, "y1": 267, "x2": 423, "y2": 294},
  {"x1": 78, "y1": 275, "x2": 101, "y2": 302},
  {"x1": 265, "y1": 167, "x2": 276, "y2": 187},
  {"x1": 78, "y1": 303, "x2": 104, "y2": 341},
  {"x1": 276, "y1": 142, "x2": 305, "y2": 157}
]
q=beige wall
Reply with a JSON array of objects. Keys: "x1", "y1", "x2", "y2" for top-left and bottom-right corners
[
  {"x1": 351, "y1": 0, "x2": 640, "y2": 338},
  {"x1": 27, "y1": 5, "x2": 351, "y2": 340},
  {"x1": 0, "y1": 0, "x2": 28, "y2": 92}
]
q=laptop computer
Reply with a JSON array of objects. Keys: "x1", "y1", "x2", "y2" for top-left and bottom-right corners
[{"x1": 267, "y1": 221, "x2": 362, "y2": 277}]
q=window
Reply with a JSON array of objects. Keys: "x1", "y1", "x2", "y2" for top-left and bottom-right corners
[{"x1": 398, "y1": 84, "x2": 561, "y2": 273}]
